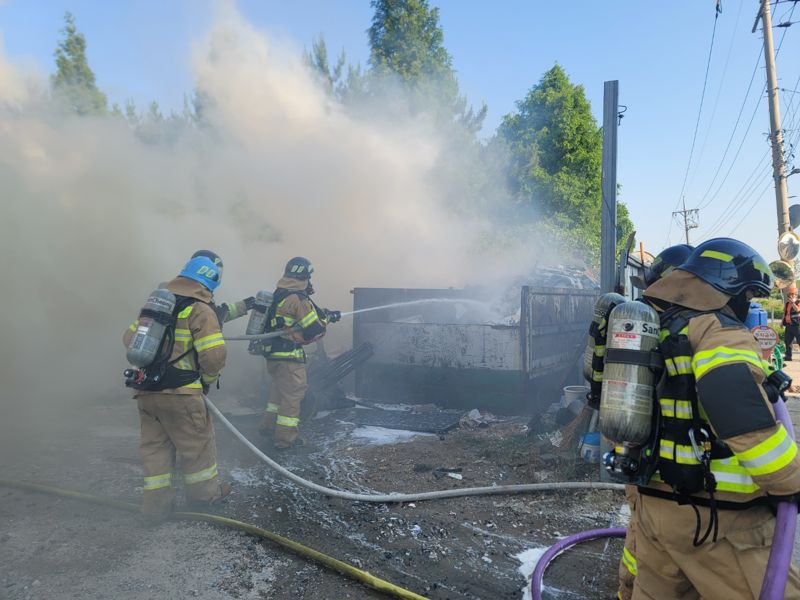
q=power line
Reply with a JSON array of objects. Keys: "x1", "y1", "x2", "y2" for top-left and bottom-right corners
[
  {"x1": 697, "y1": 2, "x2": 796, "y2": 212},
  {"x1": 696, "y1": 49, "x2": 763, "y2": 209},
  {"x1": 701, "y1": 155, "x2": 772, "y2": 239},
  {"x1": 689, "y1": 0, "x2": 744, "y2": 194},
  {"x1": 673, "y1": 1, "x2": 722, "y2": 214},
  {"x1": 702, "y1": 165, "x2": 771, "y2": 240},
  {"x1": 728, "y1": 179, "x2": 776, "y2": 235}
]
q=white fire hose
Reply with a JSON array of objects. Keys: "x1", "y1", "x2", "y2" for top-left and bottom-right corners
[{"x1": 204, "y1": 395, "x2": 624, "y2": 502}]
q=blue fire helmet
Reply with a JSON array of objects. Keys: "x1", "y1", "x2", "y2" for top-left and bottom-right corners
[
  {"x1": 179, "y1": 256, "x2": 222, "y2": 291},
  {"x1": 191, "y1": 249, "x2": 223, "y2": 268}
]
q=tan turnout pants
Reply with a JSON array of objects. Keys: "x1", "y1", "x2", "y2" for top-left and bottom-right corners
[
  {"x1": 259, "y1": 360, "x2": 307, "y2": 448},
  {"x1": 137, "y1": 393, "x2": 223, "y2": 520},
  {"x1": 632, "y1": 493, "x2": 800, "y2": 600},
  {"x1": 617, "y1": 484, "x2": 639, "y2": 600}
]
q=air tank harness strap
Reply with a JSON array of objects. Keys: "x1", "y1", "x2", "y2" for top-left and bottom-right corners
[
  {"x1": 139, "y1": 307, "x2": 173, "y2": 326},
  {"x1": 603, "y1": 348, "x2": 665, "y2": 374},
  {"x1": 637, "y1": 486, "x2": 770, "y2": 511},
  {"x1": 661, "y1": 307, "x2": 720, "y2": 546}
]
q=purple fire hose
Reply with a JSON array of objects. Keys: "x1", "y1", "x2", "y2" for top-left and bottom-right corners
[
  {"x1": 760, "y1": 399, "x2": 797, "y2": 600},
  {"x1": 529, "y1": 399, "x2": 797, "y2": 600},
  {"x1": 530, "y1": 527, "x2": 626, "y2": 599}
]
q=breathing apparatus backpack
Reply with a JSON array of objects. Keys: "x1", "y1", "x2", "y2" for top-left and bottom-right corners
[
  {"x1": 124, "y1": 288, "x2": 199, "y2": 391},
  {"x1": 596, "y1": 299, "x2": 664, "y2": 485},
  {"x1": 584, "y1": 293, "x2": 627, "y2": 409}
]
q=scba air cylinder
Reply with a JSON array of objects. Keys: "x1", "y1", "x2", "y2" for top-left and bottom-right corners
[
  {"x1": 599, "y1": 301, "x2": 660, "y2": 445},
  {"x1": 245, "y1": 290, "x2": 274, "y2": 336},
  {"x1": 583, "y1": 292, "x2": 627, "y2": 383},
  {"x1": 126, "y1": 288, "x2": 177, "y2": 368}
]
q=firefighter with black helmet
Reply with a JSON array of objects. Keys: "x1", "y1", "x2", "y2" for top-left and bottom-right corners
[
  {"x1": 257, "y1": 257, "x2": 341, "y2": 449},
  {"x1": 628, "y1": 238, "x2": 800, "y2": 598}
]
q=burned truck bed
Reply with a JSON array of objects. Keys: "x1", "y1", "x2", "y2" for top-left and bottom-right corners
[{"x1": 352, "y1": 286, "x2": 596, "y2": 415}]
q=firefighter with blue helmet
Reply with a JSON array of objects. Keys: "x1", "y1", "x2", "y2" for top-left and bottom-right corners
[
  {"x1": 123, "y1": 251, "x2": 251, "y2": 521},
  {"x1": 629, "y1": 238, "x2": 800, "y2": 599}
]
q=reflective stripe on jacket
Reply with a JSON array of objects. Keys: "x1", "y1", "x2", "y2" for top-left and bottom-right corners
[
  {"x1": 648, "y1": 309, "x2": 800, "y2": 503},
  {"x1": 264, "y1": 277, "x2": 327, "y2": 363},
  {"x1": 123, "y1": 276, "x2": 227, "y2": 395}
]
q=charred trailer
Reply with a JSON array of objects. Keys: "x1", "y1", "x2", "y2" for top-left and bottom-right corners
[{"x1": 351, "y1": 286, "x2": 596, "y2": 415}]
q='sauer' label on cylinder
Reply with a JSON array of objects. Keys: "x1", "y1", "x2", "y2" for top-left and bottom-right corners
[{"x1": 609, "y1": 319, "x2": 659, "y2": 349}]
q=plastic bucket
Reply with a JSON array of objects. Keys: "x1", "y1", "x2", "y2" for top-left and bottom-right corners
[
  {"x1": 562, "y1": 385, "x2": 589, "y2": 416},
  {"x1": 579, "y1": 431, "x2": 601, "y2": 462}
]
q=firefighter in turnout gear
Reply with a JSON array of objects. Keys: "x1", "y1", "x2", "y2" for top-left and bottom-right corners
[
  {"x1": 617, "y1": 243, "x2": 693, "y2": 600},
  {"x1": 257, "y1": 257, "x2": 340, "y2": 449},
  {"x1": 123, "y1": 251, "x2": 250, "y2": 521},
  {"x1": 629, "y1": 238, "x2": 800, "y2": 599}
]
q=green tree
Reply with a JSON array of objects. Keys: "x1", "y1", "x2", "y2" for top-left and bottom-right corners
[
  {"x1": 51, "y1": 12, "x2": 107, "y2": 115},
  {"x1": 304, "y1": 35, "x2": 347, "y2": 98},
  {"x1": 367, "y1": 0, "x2": 485, "y2": 131},
  {"x1": 497, "y1": 64, "x2": 634, "y2": 262}
]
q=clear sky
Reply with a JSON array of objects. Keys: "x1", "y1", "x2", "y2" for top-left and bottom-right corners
[{"x1": 2, "y1": 0, "x2": 799, "y2": 264}]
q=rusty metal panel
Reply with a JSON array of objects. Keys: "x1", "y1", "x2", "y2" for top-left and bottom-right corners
[{"x1": 522, "y1": 287, "x2": 596, "y2": 378}]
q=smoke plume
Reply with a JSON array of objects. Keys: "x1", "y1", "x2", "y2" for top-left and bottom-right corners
[{"x1": 0, "y1": 7, "x2": 560, "y2": 426}]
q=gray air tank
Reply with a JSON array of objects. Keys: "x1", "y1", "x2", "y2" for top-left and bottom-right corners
[
  {"x1": 245, "y1": 290, "x2": 274, "y2": 336},
  {"x1": 126, "y1": 288, "x2": 177, "y2": 368},
  {"x1": 599, "y1": 301, "x2": 661, "y2": 445},
  {"x1": 583, "y1": 292, "x2": 627, "y2": 383}
]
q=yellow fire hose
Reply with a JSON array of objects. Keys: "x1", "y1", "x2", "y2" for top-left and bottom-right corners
[{"x1": 0, "y1": 478, "x2": 429, "y2": 600}]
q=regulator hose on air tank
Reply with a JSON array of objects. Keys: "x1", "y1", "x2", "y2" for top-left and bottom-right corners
[
  {"x1": 529, "y1": 398, "x2": 798, "y2": 600},
  {"x1": 0, "y1": 479, "x2": 429, "y2": 600}
]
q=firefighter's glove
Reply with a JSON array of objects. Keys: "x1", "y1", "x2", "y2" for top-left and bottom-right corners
[
  {"x1": 764, "y1": 369, "x2": 792, "y2": 404},
  {"x1": 325, "y1": 309, "x2": 342, "y2": 323},
  {"x1": 212, "y1": 303, "x2": 228, "y2": 326},
  {"x1": 586, "y1": 391, "x2": 601, "y2": 411},
  {"x1": 243, "y1": 296, "x2": 256, "y2": 311}
]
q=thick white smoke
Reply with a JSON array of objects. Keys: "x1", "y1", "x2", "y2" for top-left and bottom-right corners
[{"x1": 0, "y1": 7, "x2": 561, "y2": 423}]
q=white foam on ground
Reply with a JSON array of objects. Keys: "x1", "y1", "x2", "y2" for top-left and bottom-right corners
[
  {"x1": 516, "y1": 546, "x2": 549, "y2": 600},
  {"x1": 350, "y1": 426, "x2": 436, "y2": 445},
  {"x1": 230, "y1": 467, "x2": 265, "y2": 487}
]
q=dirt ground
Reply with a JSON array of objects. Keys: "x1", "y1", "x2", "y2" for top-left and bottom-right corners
[{"x1": 0, "y1": 388, "x2": 632, "y2": 600}]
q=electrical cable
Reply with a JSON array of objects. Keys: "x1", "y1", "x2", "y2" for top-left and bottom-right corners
[
  {"x1": 696, "y1": 48, "x2": 763, "y2": 210},
  {"x1": 673, "y1": 1, "x2": 723, "y2": 215},
  {"x1": 700, "y1": 153, "x2": 771, "y2": 240},
  {"x1": 691, "y1": 0, "x2": 745, "y2": 193},
  {"x1": 697, "y1": 1, "x2": 796, "y2": 217}
]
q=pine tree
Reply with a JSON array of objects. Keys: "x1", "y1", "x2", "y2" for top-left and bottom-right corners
[
  {"x1": 367, "y1": 0, "x2": 485, "y2": 131},
  {"x1": 51, "y1": 12, "x2": 107, "y2": 116}
]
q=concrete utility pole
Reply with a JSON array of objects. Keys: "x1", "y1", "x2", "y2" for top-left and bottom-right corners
[
  {"x1": 600, "y1": 80, "x2": 619, "y2": 293},
  {"x1": 672, "y1": 197, "x2": 699, "y2": 244},
  {"x1": 760, "y1": 0, "x2": 791, "y2": 236}
]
